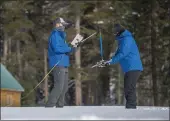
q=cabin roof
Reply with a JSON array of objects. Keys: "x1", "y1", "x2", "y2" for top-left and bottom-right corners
[{"x1": 0, "y1": 64, "x2": 24, "y2": 92}]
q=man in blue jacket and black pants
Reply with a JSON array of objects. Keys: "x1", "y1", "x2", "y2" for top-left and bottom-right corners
[
  {"x1": 45, "y1": 18, "x2": 75, "y2": 107},
  {"x1": 105, "y1": 24, "x2": 143, "y2": 109}
]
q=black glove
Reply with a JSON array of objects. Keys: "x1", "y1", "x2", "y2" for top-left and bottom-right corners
[
  {"x1": 101, "y1": 60, "x2": 110, "y2": 67},
  {"x1": 103, "y1": 62, "x2": 110, "y2": 66},
  {"x1": 74, "y1": 41, "x2": 82, "y2": 47}
]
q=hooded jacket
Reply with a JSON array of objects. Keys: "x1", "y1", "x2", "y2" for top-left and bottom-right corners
[
  {"x1": 109, "y1": 30, "x2": 143, "y2": 73},
  {"x1": 48, "y1": 29, "x2": 72, "y2": 69}
]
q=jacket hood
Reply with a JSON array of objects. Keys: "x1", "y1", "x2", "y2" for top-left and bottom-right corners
[
  {"x1": 52, "y1": 29, "x2": 66, "y2": 39},
  {"x1": 116, "y1": 30, "x2": 132, "y2": 41}
]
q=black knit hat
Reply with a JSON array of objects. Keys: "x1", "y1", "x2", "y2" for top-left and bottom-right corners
[{"x1": 113, "y1": 23, "x2": 125, "y2": 36}]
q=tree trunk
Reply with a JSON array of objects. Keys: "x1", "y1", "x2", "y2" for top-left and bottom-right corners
[
  {"x1": 109, "y1": 68, "x2": 116, "y2": 105},
  {"x1": 151, "y1": 0, "x2": 159, "y2": 106},
  {"x1": 75, "y1": 5, "x2": 82, "y2": 106},
  {"x1": 117, "y1": 66, "x2": 122, "y2": 105},
  {"x1": 17, "y1": 40, "x2": 23, "y2": 79},
  {"x1": 44, "y1": 48, "x2": 48, "y2": 102},
  {"x1": 8, "y1": 38, "x2": 11, "y2": 55},
  {"x1": 3, "y1": 39, "x2": 8, "y2": 64},
  {"x1": 108, "y1": 43, "x2": 116, "y2": 105}
]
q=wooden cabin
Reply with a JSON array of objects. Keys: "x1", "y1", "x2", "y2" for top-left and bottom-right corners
[{"x1": 0, "y1": 64, "x2": 24, "y2": 107}]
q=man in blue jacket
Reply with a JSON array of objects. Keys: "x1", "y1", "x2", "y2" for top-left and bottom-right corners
[
  {"x1": 105, "y1": 24, "x2": 143, "y2": 109},
  {"x1": 45, "y1": 18, "x2": 75, "y2": 107}
]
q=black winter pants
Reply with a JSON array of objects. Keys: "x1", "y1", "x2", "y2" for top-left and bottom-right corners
[
  {"x1": 45, "y1": 67, "x2": 68, "y2": 107},
  {"x1": 124, "y1": 70, "x2": 141, "y2": 109}
]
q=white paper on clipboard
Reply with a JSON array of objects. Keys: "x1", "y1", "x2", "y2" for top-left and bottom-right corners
[{"x1": 71, "y1": 34, "x2": 84, "y2": 47}]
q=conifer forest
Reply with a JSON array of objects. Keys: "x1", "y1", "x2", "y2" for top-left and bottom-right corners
[{"x1": 0, "y1": 0, "x2": 170, "y2": 107}]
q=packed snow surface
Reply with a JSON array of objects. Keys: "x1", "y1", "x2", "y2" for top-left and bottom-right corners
[{"x1": 1, "y1": 106, "x2": 169, "y2": 120}]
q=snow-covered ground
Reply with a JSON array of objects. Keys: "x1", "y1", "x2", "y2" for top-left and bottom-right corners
[{"x1": 1, "y1": 106, "x2": 169, "y2": 120}]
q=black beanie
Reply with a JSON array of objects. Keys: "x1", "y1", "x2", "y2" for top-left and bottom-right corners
[{"x1": 113, "y1": 24, "x2": 125, "y2": 36}]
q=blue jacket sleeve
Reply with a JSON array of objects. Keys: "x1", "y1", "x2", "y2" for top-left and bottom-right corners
[
  {"x1": 109, "y1": 38, "x2": 132, "y2": 64},
  {"x1": 50, "y1": 33, "x2": 72, "y2": 54}
]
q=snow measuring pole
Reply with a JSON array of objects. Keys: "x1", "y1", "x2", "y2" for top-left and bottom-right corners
[{"x1": 99, "y1": 28, "x2": 104, "y2": 61}]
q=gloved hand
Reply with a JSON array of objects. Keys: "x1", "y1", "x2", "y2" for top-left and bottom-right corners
[
  {"x1": 103, "y1": 62, "x2": 110, "y2": 66},
  {"x1": 71, "y1": 47, "x2": 77, "y2": 52},
  {"x1": 102, "y1": 61, "x2": 110, "y2": 67},
  {"x1": 71, "y1": 42, "x2": 81, "y2": 48},
  {"x1": 91, "y1": 59, "x2": 111, "y2": 68},
  {"x1": 103, "y1": 59, "x2": 112, "y2": 66},
  {"x1": 71, "y1": 40, "x2": 83, "y2": 48},
  {"x1": 65, "y1": 47, "x2": 77, "y2": 55},
  {"x1": 71, "y1": 34, "x2": 84, "y2": 47}
]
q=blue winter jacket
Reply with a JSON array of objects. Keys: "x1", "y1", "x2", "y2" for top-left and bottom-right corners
[
  {"x1": 48, "y1": 29, "x2": 72, "y2": 69},
  {"x1": 109, "y1": 30, "x2": 143, "y2": 73}
]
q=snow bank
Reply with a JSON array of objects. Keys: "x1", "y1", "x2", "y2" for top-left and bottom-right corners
[{"x1": 1, "y1": 106, "x2": 169, "y2": 120}]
